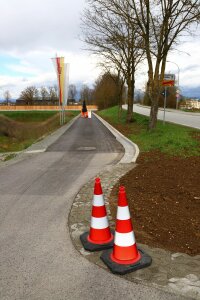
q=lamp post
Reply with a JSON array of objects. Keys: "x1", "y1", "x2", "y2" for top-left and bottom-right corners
[{"x1": 167, "y1": 61, "x2": 180, "y2": 109}]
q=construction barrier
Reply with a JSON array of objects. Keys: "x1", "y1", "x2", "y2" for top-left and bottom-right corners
[
  {"x1": 101, "y1": 186, "x2": 152, "y2": 274},
  {"x1": 80, "y1": 178, "x2": 114, "y2": 251}
]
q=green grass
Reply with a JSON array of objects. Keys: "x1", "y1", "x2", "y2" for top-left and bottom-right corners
[
  {"x1": 0, "y1": 111, "x2": 79, "y2": 153},
  {"x1": 182, "y1": 109, "x2": 200, "y2": 113},
  {"x1": 0, "y1": 111, "x2": 57, "y2": 122},
  {"x1": 3, "y1": 153, "x2": 17, "y2": 161},
  {"x1": 0, "y1": 136, "x2": 35, "y2": 152},
  {"x1": 98, "y1": 106, "x2": 200, "y2": 157}
]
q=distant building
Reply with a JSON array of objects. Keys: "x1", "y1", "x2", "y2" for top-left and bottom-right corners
[
  {"x1": 180, "y1": 99, "x2": 200, "y2": 110},
  {"x1": 67, "y1": 99, "x2": 77, "y2": 105}
]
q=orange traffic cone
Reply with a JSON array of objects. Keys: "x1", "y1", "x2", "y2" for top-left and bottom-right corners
[
  {"x1": 80, "y1": 178, "x2": 114, "y2": 251},
  {"x1": 101, "y1": 186, "x2": 152, "y2": 274}
]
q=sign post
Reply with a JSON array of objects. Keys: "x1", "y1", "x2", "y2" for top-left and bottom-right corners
[
  {"x1": 163, "y1": 87, "x2": 167, "y2": 125},
  {"x1": 176, "y1": 89, "x2": 180, "y2": 110},
  {"x1": 162, "y1": 74, "x2": 175, "y2": 125}
]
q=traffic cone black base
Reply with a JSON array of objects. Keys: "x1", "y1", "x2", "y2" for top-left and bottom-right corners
[
  {"x1": 80, "y1": 230, "x2": 114, "y2": 252},
  {"x1": 100, "y1": 247, "x2": 152, "y2": 275}
]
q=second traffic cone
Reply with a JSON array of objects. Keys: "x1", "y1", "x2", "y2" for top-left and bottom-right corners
[
  {"x1": 101, "y1": 186, "x2": 152, "y2": 274},
  {"x1": 80, "y1": 178, "x2": 114, "y2": 251}
]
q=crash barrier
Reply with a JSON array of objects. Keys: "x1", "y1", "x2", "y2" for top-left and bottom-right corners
[{"x1": 80, "y1": 178, "x2": 152, "y2": 275}]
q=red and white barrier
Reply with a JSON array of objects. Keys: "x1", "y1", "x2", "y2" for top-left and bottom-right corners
[
  {"x1": 101, "y1": 186, "x2": 152, "y2": 274},
  {"x1": 111, "y1": 186, "x2": 141, "y2": 263},
  {"x1": 80, "y1": 178, "x2": 114, "y2": 251},
  {"x1": 88, "y1": 178, "x2": 113, "y2": 244}
]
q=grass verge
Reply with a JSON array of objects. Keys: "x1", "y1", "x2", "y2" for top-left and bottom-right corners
[
  {"x1": 0, "y1": 111, "x2": 57, "y2": 122},
  {"x1": 98, "y1": 106, "x2": 200, "y2": 157},
  {"x1": 0, "y1": 111, "x2": 79, "y2": 153},
  {"x1": 3, "y1": 153, "x2": 17, "y2": 161}
]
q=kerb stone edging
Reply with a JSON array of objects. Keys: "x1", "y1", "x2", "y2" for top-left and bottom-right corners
[
  {"x1": 94, "y1": 112, "x2": 140, "y2": 163},
  {"x1": 69, "y1": 114, "x2": 200, "y2": 300}
]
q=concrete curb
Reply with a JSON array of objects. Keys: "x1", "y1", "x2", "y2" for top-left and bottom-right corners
[{"x1": 94, "y1": 113, "x2": 140, "y2": 163}]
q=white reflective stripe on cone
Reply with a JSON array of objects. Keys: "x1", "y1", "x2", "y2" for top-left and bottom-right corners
[
  {"x1": 91, "y1": 216, "x2": 109, "y2": 229},
  {"x1": 114, "y1": 231, "x2": 136, "y2": 247},
  {"x1": 92, "y1": 194, "x2": 104, "y2": 207},
  {"x1": 117, "y1": 206, "x2": 130, "y2": 220}
]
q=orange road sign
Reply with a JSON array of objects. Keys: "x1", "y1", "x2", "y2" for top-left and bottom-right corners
[{"x1": 162, "y1": 80, "x2": 175, "y2": 87}]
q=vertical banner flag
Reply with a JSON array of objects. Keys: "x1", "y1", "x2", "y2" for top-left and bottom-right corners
[
  {"x1": 52, "y1": 56, "x2": 70, "y2": 125},
  {"x1": 64, "y1": 63, "x2": 70, "y2": 106},
  {"x1": 52, "y1": 56, "x2": 69, "y2": 106},
  {"x1": 56, "y1": 56, "x2": 64, "y2": 106}
]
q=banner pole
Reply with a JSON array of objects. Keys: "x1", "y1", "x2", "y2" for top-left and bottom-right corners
[{"x1": 60, "y1": 104, "x2": 62, "y2": 125}]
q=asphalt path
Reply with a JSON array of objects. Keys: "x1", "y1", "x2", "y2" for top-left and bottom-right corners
[
  {"x1": 0, "y1": 115, "x2": 182, "y2": 300},
  {"x1": 123, "y1": 104, "x2": 200, "y2": 129}
]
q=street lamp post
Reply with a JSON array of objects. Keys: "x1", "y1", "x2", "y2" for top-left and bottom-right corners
[{"x1": 167, "y1": 61, "x2": 180, "y2": 109}]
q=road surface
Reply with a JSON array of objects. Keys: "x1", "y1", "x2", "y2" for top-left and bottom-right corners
[
  {"x1": 123, "y1": 104, "x2": 200, "y2": 129},
  {"x1": 0, "y1": 115, "x2": 182, "y2": 300}
]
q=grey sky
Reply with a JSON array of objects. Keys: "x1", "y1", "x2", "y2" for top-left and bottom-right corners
[
  {"x1": 0, "y1": 0, "x2": 199, "y2": 98},
  {"x1": 0, "y1": 0, "x2": 85, "y2": 52}
]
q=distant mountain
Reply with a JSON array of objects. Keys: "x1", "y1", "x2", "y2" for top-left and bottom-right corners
[
  {"x1": 0, "y1": 99, "x2": 17, "y2": 103},
  {"x1": 181, "y1": 86, "x2": 200, "y2": 98}
]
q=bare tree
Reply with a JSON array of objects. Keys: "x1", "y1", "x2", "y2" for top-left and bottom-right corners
[
  {"x1": 97, "y1": 61, "x2": 126, "y2": 117},
  {"x1": 40, "y1": 86, "x2": 49, "y2": 101},
  {"x1": 101, "y1": 0, "x2": 200, "y2": 129},
  {"x1": 82, "y1": 0, "x2": 145, "y2": 122},
  {"x1": 68, "y1": 84, "x2": 77, "y2": 100},
  {"x1": 4, "y1": 90, "x2": 11, "y2": 105},
  {"x1": 101, "y1": 65, "x2": 126, "y2": 118},
  {"x1": 19, "y1": 86, "x2": 39, "y2": 104},
  {"x1": 80, "y1": 84, "x2": 93, "y2": 103},
  {"x1": 93, "y1": 72, "x2": 123, "y2": 109},
  {"x1": 48, "y1": 86, "x2": 58, "y2": 103}
]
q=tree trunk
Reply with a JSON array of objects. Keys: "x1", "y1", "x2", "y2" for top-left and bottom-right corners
[
  {"x1": 118, "y1": 82, "x2": 124, "y2": 121},
  {"x1": 148, "y1": 61, "x2": 161, "y2": 130},
  {"x1": 148, "y1": 94, "x2": 159, "y2": 130},
  {"x1": 126, "y1": 78, "x2": 134, "y2": 123}
]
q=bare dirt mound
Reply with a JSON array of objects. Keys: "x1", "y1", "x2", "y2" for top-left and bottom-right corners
[{"x1": 109, "y1": 151, "x2": 200, "y2": 255}]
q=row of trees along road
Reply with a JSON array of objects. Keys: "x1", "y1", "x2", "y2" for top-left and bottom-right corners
[
  {"x1": 93, "y1": 72, "x2": 126, "y2": 110},
  {"x1": 82, "y1": 0, "x2": 200, "y2": 130},
  {"x1": 18, "y1": 86, "x2": 58, "y2": 104},
  {"x1": 17, "y1": 84, "x2": 88, "y2": 104}
]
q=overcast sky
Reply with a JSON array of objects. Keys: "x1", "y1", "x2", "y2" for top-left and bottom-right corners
[{"x1": 0, "y1": 0, "x2": 200, "y2": 98}]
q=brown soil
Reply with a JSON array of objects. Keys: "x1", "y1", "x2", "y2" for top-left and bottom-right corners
[{"x1": 109, "y1": 151, "x2": 200, "y2": 255}]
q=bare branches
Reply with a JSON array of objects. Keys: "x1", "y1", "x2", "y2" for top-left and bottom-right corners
[
  {"x1": 81, "y1": 0, "x2": 145, "y2": 121},
  {"x1": 81, "y1": 0, "x2": 200, "y2": 127}
]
